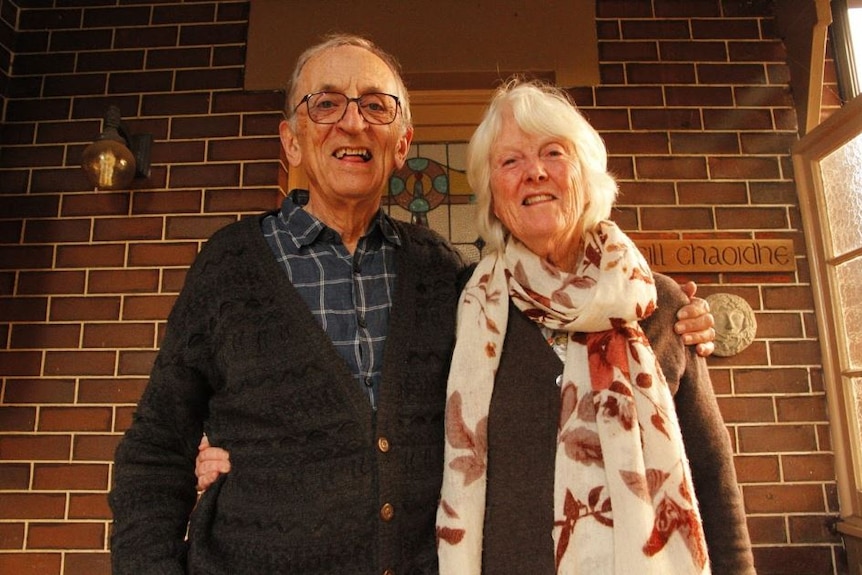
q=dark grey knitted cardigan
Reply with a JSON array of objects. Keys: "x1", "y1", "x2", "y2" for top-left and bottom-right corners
[{"x1": 109, "y1": 213, "x2": 464, "y2": 575}]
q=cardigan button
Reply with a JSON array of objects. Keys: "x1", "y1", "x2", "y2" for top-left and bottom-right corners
[
  {"x1": 377, "y1": 436, "x2": 390, "y2": 452},
  {"x1": 380, "y1": 503, "x2": 394, "y2": 521}
]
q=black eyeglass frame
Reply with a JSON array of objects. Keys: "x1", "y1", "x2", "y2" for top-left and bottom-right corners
[{"x1": 292, "y1": 91, "x2": 402, "y2": 125}]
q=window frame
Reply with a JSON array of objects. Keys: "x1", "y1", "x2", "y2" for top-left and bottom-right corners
[
  {"x1": 830, "y1": 0, "x2": 862, "y2": 102},
  {"x1": 793, "y1": 92, "x2": 862, "y2": 540}
]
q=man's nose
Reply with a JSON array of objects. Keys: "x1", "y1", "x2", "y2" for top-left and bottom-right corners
[{"x1": 338, "y1": 100, "x2": 367, "y2": 129}]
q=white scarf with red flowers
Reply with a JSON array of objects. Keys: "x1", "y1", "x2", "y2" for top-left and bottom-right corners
[{"x1": 436, "y1": 221, "x2": 710, "y2": 574}]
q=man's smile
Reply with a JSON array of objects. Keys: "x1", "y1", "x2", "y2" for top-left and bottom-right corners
[{"x1": 334, "y1": 147, "x2": 372, "y2": 161}]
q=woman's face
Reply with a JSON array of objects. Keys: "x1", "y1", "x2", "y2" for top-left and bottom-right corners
[{"x1": 489, "y1": 110, "x2": 583, "y2": 266}]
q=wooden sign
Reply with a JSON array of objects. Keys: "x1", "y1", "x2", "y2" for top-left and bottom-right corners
[{"x1": 635, "y1": 239, "x2": 796, "y2": 273}]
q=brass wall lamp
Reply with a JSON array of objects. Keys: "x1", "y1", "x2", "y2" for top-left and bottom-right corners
[{"x1": 81, "y1": 105, "x2": 152, "y2": 190}]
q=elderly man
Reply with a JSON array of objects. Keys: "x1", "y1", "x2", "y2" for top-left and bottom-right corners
[{"x1": 109, "y1": 34, "x2": 715, "y2": 575}]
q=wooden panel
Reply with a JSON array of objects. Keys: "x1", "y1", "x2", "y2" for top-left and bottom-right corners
[
  {"x1": 774, "y1": 0, "x2": 832, "y2": 135},
  {"x1": 410, "y1": 89, "x2": 490, "y2": 143},
  {"x1": 246, "y1": 0, "x2": 599, "y2": 92}
]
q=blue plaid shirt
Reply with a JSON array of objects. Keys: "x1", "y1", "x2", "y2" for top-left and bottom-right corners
[{"x1": 261, "y1": 195, "x2": 399, "y2": 409}]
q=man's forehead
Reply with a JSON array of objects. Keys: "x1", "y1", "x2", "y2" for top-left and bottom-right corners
[{"x1": 298, "y1": 46, "x2": 397, "y2": 94}]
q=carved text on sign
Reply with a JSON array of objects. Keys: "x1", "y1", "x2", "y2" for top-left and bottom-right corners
[{"x1": 635, "y1": 239, "x2": 795, "y2": 272}]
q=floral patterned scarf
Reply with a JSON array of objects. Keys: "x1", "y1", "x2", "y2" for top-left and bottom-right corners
[{"x1": 436, "y1": 221, "x2": 710, "y2": 574}]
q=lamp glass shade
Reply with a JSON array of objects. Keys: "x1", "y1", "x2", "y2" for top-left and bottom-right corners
[{"x1": 81, "y1": 138, "x2": 136, "y2": 190}]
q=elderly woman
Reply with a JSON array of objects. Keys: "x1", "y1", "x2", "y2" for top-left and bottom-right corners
[{"x1": 434, "y1": 80, "x2": 755, "y2": 574}]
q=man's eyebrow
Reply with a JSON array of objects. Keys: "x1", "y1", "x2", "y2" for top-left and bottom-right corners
[{"x1": 310, "y1": 83, "x2": 390, "y2": 95}]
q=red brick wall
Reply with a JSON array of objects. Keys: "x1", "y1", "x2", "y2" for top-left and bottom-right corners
[
  {"x1": 0, "y1": 0, "x2": 10, "y2": 117},
  {"x1": 0, "y1": 1, "x2": 846, "y2": 574}
]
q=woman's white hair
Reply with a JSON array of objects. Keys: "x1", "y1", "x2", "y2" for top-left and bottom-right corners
[{"x1": 468, "y1": 78, "x2": 618, "y2": 254}]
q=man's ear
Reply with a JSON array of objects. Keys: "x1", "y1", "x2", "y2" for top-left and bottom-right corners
[
  {"x1": 393, "y1": 125, "x2": 414, "y2": 169},
  {"x1": 279, "y1": 119, "x2": 302, "y2": 167}
]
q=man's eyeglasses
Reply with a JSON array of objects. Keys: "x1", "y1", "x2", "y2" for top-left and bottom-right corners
[{"x1": 293, "y1": 91, "x2": 401, "y2": 125}]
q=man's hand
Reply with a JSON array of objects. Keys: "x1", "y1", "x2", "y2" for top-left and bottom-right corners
[
  {"x1": 675, "y1": 281, "x2": 716, "y2": 358},
  {"x1": 195, "y1": 435, "x2": 231, "y2": 492}
]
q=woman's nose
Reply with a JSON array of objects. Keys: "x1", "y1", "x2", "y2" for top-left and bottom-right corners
[{"x1": 526, "y1": 158, "x2": 548, "y2": 180}]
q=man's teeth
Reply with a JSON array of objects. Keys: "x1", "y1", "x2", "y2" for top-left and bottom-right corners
[
  {"x1": 523, "y1": 194, "x2": 554, "y2": 205},
  {"x1": 335, "y1": 148, "x2": 372, "y2": 161}
]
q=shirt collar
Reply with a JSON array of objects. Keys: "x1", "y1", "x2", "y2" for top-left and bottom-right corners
[{"x1": 278, "y1": 192, "x2": 402, "y2": 249}]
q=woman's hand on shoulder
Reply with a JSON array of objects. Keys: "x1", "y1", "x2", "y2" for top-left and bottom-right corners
[{"x1": 675, "y1": 281, "x2": 715, "y2": 358}]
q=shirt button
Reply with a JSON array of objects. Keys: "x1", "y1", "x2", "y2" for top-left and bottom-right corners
[
  {"x1": 380, "y1": 503, "x2": 394, "y2": 521},
  {"x1": 364, "y1": 377, "x2": 374, "y2": 388},
  {"x1": 377, "y1": 437, "x2": 390, "y2": 452},
  {"x1": 358, "y1": 316, "x2": 368, "y2": 328}
]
